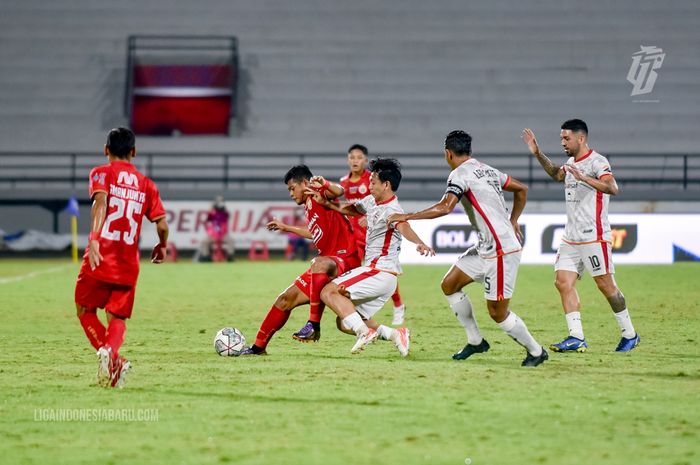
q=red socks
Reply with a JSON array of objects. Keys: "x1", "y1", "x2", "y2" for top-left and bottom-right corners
[
  {"x1": 79, "y1": 312, "x2": 106, "y2": 350},
  {"x1": 105, "y1": 317, "x2": 126, "y2": 359},
  {"x1": 309, "y1": 272, "x2": 330, "y2": 323},
  {"x1": 391, "y1": 283, "x2": 403, "y2": 307},
  {"x1": 255, "y1": 305, "x2": 291, "y2": 348},
  {"x1": 79, "y1": 311, "x2": 126, "y2": 360}
]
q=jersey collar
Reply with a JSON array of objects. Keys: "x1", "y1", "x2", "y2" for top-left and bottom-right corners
[
  {"x1": 457, "y1": 157, "x2": 476, "y2": 168},
  {"x1": 110, "y1": 160, "x2": 133, "y2": 167},
  {"x1": 377, "y1": 195, "x2": 396, "y2": 205},
  {"x1": 574, "y1": 149, "x2": 593, "y2": 163},
  {"x1": 346, "y1": 170, "x2": 370, "y2": 182}
]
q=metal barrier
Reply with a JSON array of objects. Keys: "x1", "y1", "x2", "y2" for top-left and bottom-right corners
[{"x1": 1, "y1": 152, "x2": 699, "y2": 201}]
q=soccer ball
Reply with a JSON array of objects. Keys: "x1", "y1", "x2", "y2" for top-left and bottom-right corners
[{"x1": 214, "y1": 327, "x2": 246, "y2": 356}]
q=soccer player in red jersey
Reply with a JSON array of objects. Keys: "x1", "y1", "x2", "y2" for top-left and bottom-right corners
[
  {"x1": 241, "y1": 164, "x2": 361, "y2": 354},
  {"x1": 340, "y1": 144, "x2": 406, "y2": 325},
  {"x1": 74, "y1": 127, "x2": 169, "y2": 387}
]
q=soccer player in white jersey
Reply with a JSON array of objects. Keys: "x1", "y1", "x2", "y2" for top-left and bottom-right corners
[
  {"x1": 315, "y1": 158, "x2": 435, "y2": 356},
  {"x1": 522, "y1": 119, "x2": 639, "y2": 353},
  {"x1": 389, "y1": 131, "x2": 548, "y2": 367}
]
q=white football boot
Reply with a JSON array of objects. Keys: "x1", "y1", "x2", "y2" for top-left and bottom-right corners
[
  {"x1": 96, "y1": 346, "x2": 113, "y2": 387},
  {"x1": 391, "y1": 327, "x2": 410, "y2": 357},
  {"x1": 110, "y1": 356, "x2": 132, "y2": 389},
  {"x1": 351, "y1": 328, "x2": 379, "y2": 354}
]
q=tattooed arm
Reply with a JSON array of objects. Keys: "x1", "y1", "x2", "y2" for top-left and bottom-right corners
[{"x1": 522, "y1": 128, "x2": 566, "y2": 182}]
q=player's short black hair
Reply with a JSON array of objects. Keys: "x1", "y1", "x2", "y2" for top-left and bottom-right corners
[
  {"x1": 106, "y1": 127, "x2": 135, "y2": 159},
  {"x1": 284, "y1": 164, "x2": 313, "y2": 184},
  {"x1": 369, "y1": 157, "x2": 402, "y2": 192},
  {"x1": 561, "y1": 119, "x2": 588, "y2": 136},
  {"x1": 348, "y1": 144, "x2": 368, "y2": 156},
  {"x1": 444, "y1": 130, "x2": 472, "y2": 156}
]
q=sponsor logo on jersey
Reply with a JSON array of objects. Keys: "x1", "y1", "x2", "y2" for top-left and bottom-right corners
[
  {"x1": 92, "y1": 172, "x2": 106, "y2": 185},
  {"x1": 117, "y1": 171, "x2": 139, "y2": 188},
  {"x1": 310, "y1": 224, "x2": 323, "y2": 245}
]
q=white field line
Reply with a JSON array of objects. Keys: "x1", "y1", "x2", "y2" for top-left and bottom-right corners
[{"x1": 0, "y1": 264, "x2": 74, "y2": 285}]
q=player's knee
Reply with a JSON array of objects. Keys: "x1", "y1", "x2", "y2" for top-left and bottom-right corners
[
  {"x1": 310, "y1": 257, "x2": 333, "y2": 274},
  {"x1": 105, "y1": 310, "x2": 126, "y2": 322},
  {"x1": 595, "y1": 278, "x2": 616, "y2": 296},
  {"x1": 274, "y1": 292, "x2": 293, "y2": 311},
  {"x1": 486, "y1": 302, "x2": 507, "y2": 322},
  {"x1": 75, "y1": 304, "x2": 87, "y2": 317},
  {"x1": 554, "y1": 277, "x2": 572, "y2": 293},
  {"x1": 440, "y1": 277, "x2": 458, "y2": 295},
  {"x1": 320, "y1": 284, "x2": 335, "y2": 303}
]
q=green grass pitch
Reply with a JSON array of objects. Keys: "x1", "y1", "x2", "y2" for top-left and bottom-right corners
[{"x1": 0, "y1": 259, "x2": 698, "y2": 465}]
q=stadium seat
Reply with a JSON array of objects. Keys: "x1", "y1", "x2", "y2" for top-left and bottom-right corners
[{"x1": 248, "y1": 240, "x2": 269, "y2": 261}]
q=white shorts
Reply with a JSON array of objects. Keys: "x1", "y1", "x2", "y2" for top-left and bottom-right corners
[
  {"x1": 455, "y1": 248, "x2": 521, "y2": 301},
  {"x1": 332, "y1": 266, "x2": 398, "y2": 319},
  {"x1": 555, "y1": 241, "x2": 614, "y2": 277}
]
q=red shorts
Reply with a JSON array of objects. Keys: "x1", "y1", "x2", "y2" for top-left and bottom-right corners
[
  {"x1": 294, "y1": 253, "x2": 362, "y2": 296},
  {"x1": 75, "y1": 269, "x2": 136, "y2": 319}
]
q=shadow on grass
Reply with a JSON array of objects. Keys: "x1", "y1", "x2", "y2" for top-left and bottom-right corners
[{"x1": 125, "y1": 387, "x2": 400, "y2": 408}]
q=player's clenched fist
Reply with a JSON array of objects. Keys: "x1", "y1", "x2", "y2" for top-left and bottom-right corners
[{"x1": 151, "y1": 242, "x2": 167, "y2": 263}]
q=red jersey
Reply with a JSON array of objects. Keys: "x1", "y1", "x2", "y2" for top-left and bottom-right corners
[
  {"x1": 340, "y1": 170, "x2": 371, "y2": 201},
  {"x1": 82, "y1": 160, "x2": 166, "y2": 286},
  {"x1": 340, "y1": 170, "x2": 371, "y2": 253},
  {"x1": 304, "y1": 195, "x2": 356, "y2": 259}
]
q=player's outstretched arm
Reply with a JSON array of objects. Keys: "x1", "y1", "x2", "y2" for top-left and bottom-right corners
[
  {"x1": 387, "y1": 193, "x2": 459, "y2": 224},
  {"x1": 309, "y1": 176, "x2": 344, "y2": 200},
  {"x1": 267, "y1": 217, "x2": 313, "y2": 239},
  {"x1": 522, "y1": 128, "x2": 565, "y2": 182},
  {"x1": 304, "y1": 188, "x2": 362, "y2": 217},
  {"x1": 565, "y1": 165, "x2": 619, "y2": 195},
  {"x1": 151, "y1": 217, "x2": 169, "y2": 263},
  {"x1": 87, "y1": 192, "x2": 107, "y2": 270},
  {"x1": 395, "y1": 222, "x2": 436, "y2": 257},
  {"x1": 502, "y1": 176, "x2": 528, "y2": 244}
]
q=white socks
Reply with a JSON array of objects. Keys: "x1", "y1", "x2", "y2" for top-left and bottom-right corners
[
  {"x1": 614, "y1": 309, "x2": 636, "y2": 339},
  {"x1": 446, "y1": 292, "x2": 483, "y2": 345},
  {"x1": 445, "y1": 292, "x2": 543, "y2": 356},
  {"x1": 565, "y1": 309, "x2": 636, "y2": 340},
  {"x1": 498, "y1": 312, "x2": 542, "y2": 356},
  {"x1": 376, "y1": 325, "x2": 395, "y2": 341},
  {"x1": 565, "y1": 311, "x2": 585, "y2": 340},
  {"x1": 342, "y1": 313, "x2": 368, "y2": 335}
]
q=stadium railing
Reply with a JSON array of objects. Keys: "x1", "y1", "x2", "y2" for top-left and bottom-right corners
[{"x1": 1, "y1": 152, "x2": 698, "y2": 202}]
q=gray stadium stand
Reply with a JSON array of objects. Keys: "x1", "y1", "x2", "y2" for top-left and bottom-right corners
[{"x1": 0, "y1": 0, "x2": 698, "y2": 201}]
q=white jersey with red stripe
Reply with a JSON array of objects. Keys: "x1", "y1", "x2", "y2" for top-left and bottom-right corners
[
  {"x1": 446, "y1": 158, "x2": 521, "y2": 258},
  {"x1": 354, "y1": 194, "x2": 404, "y2": 274},
  {"x1": 561, "y1": 150, "x2": 613, "y2": 244}
]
